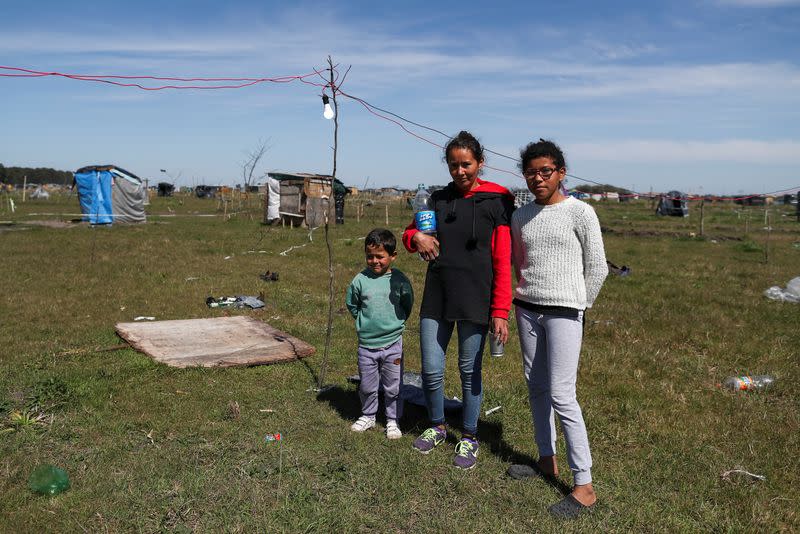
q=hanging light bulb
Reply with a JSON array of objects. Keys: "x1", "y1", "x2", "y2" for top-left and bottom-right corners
[{"x1": 322, "y1": 94, "x2": 335, "y2": 120}]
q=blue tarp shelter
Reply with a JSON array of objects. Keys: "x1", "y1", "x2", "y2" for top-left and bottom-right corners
[{"x1": 74, "y1": 165, "x2": 147, "y2": 224}]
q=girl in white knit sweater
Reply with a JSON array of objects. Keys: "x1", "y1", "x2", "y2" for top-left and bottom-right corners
[{"x1": 510, "y1": 139, "x2": 607, "y2": 519}]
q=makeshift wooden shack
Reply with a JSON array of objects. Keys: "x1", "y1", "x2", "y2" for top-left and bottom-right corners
[{"x1": 266, "y1": 172, "x2": 346, "y2": 227}]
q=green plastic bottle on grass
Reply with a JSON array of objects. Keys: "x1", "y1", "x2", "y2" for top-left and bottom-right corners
[{"x1": 28, "y1": 465, "x2": 70, "y2": 495}]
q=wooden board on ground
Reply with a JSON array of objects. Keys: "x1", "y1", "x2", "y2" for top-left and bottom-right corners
[{"x1": 115, "y1": 316, "x2": 315, "y2": 368}]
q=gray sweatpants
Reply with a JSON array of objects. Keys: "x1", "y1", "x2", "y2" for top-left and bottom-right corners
[
  {"x1": 357, "y1": 338, "x2": 403, "y2": 420},
  {"x1": 515, "y1": 307, "x2": 593, "y2": 486}
]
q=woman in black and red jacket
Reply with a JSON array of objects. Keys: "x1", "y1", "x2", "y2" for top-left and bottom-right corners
[{"x1": 402, "y1": 131, "x2": 514, "y2": 470}]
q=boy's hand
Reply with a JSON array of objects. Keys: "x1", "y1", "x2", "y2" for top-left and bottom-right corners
[{"x1": 412, "y1": 232, "x2": 439, "y2": 261}]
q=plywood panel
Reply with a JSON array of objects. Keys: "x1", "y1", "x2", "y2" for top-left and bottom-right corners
[{"x1": 115, "y1": 316, "x2": 315, "y2": 368}]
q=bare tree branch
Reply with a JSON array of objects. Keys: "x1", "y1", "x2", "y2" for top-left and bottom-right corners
[{"x1": 241, "y1": 138, "x2": 272, "y2": 188}]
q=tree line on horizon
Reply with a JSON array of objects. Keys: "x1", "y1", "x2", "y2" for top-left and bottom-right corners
[{"x1": 0, "y1": 164, "x2": 74, "y2": 186}]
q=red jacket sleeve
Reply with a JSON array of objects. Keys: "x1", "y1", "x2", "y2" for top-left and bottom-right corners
[
  {"x1": 402, "y1": 219, "x2": 419, "y2": 253},
  {"x1": 490, "y1": 224, "x2": 512, "y2": 319}
]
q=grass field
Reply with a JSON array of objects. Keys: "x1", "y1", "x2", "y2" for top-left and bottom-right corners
[{"x1": 1, "y1": 191, "x2": 798, "y2": 532}]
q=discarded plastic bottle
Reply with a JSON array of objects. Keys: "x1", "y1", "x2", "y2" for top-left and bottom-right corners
[
  {"x1": 28, "y1": 465, "x2": 70, "y2": 496},
  {"x1": 413, "y1": 185, "x2": 437, "y2": 235},
  {"x1": 721, "y1": 375, "x2": 775, "y2": 391}
]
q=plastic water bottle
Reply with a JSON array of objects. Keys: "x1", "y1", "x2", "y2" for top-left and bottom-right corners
[
  {"x1": 721, "y1": 375, "x2": 775, "y2": 391},
  {"x1": 412, "y1": 185, "x2": 437, "y2": 261},
  {"x1": 413, "y1": 185, "x2": 436, "y2": 235},
  {"x1": 28, "y1": 465, "x2": 70, "y2": 496}
]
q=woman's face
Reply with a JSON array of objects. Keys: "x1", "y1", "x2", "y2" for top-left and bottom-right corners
[
  {"x1": 447, "y1": 147, "x2": 484, "y2": 193},
  {"x1": 524, "y1": 156, "x2": 566, "y2": 205}
]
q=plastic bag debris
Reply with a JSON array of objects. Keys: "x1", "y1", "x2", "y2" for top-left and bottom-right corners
[
  {"x1": 28, "y1": 465, "x2": 70, "y2": 496},
  {"x1": 206, "y1": 296, "x2": 265, "y2": 309},
  {"x1": 763, "y1": 276, "x2": 800, "y2": 303}
]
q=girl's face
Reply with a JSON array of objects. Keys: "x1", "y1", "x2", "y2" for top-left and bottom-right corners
[
  {"x1": 447, "y1": 147, "x2": 484, "y2": 194},
  {"x1": 524, "y1": 156, "x2": 566, "y2": 205}
]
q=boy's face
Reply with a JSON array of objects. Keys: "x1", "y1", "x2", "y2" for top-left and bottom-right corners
[{"x1": 365, "y1": 244, "x2": 396, "y2": 276}]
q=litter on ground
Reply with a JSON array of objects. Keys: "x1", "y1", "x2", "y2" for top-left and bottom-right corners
[
  {"x1": 721, "y1": 468, "x2": 766, "y2": 482},
  {"x1": 259, "y1": 271, "x2": 279, "y2": 282},
  {"x1": 607, "y1": 260, "x2": 631, "y2": 277},
  {"x1": 763, "y1": 276, "x2": 800, "y2": 303},
  {"x1": 206, "y1": 295, "x2": 265, "y2": 309}
]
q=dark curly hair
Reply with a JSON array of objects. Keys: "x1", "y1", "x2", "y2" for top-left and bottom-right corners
[
  {"x1": 444, "y1": 130, "x2": 485, "y2": 164},
  {"x1": 365, "y1": 228, "x2": 397, "y2": 255},
  {"x1": 519, "y1": 138, "x2": 566, "y2": 172}
]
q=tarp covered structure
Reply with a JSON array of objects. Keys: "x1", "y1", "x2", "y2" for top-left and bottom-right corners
[
  {"x1": 74, "y1": 165, "x2": 147, "y2": 224},
  {"x1": 656, "y1": 190, "x2": 689, "y2": 217}
]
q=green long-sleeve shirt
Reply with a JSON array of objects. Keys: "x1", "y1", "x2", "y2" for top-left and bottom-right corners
[{"x1": 346, "y1": 268, "x2": 414, "y2": 349}]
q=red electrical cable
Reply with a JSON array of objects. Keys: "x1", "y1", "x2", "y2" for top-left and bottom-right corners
[
  {"x1": 0, "y1": 65, "x2": 328, "y2": 90},
  {"x1": 2, "y1": 64, "x2": 798, "y2": 197}
]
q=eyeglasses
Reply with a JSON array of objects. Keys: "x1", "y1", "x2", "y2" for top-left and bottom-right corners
[{"x1": 523, "y1": 167, "x2": 558, "y2": 181}]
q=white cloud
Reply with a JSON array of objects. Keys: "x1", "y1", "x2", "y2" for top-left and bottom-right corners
[
  {"x1": 583, "y1": 39, "x2": 661, "y2": 60},
  {"x1": 572, "y1": 139, "x2": 800, "y2": 163},
  {"x1": 447, "y1": 61, "x2": 800, "y2": 105},
  {"x1": 715, "y1": 0, "x2": 800, "y2": 6}
]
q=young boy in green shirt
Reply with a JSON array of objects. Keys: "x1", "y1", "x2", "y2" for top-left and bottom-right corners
[{"x1": 346, "y1": 228, "x2": 414, "y2": 439}]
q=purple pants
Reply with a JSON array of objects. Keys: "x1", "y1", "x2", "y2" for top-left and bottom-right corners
[{"x1": 357, "y1": 338, "x2": 403, "y2": 420}]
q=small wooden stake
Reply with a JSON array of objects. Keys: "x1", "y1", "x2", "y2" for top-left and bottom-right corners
[
  {"x1": 699, "y1": 199, "x2": 705, "y2": 236},
  {"x1": 764, "y1": 210, "x2": 771, "y2": 264}
]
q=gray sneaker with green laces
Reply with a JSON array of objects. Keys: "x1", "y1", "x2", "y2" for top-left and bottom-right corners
[
  {"x1": 453, "y1": 438, "x2": 479, "y2": 469},
  {"x1": 412, "y1": 426, "x2": 447, "y2": 454}
]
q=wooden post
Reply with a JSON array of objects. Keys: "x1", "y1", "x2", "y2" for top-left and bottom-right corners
[
  {"x1": 699, "y1": 199, "x2": 705, "y2": 237},
  {"x1": 745, "y1": 212, "x2": 749, "y2": 236},
  {"x1": 797, "y1": 192, "x2": 800, "y2": 222},
  {"x1": 764, "y1": 210, "x2": 771, "y2": 264},
  {"x1": 385, "y1": 204, "x2": 389, "y2": 225},
  {"x1": 318, "y1": 55, "x2": 346, "y2": 390},
  {"x1": 22, "y1": 175, "x2": 27, "y2": 202}
]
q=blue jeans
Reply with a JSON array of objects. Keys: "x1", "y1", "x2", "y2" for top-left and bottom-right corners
[{"x1": 420, "y1": 317, "x2": 488, "y2": 434}]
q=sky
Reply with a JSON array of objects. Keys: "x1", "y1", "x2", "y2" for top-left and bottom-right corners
[{"x1": 2, "y1": 0, "x2": 799, "y2": 195}]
